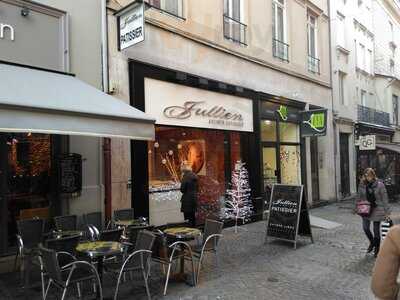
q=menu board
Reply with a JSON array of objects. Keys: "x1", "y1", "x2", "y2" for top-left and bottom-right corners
[
  {"x1": 57, "y1": 153, "x2": 82, "y2": 194},
  {"x1": 266, "y1": 184, "x2": 313, "y2": 249}
]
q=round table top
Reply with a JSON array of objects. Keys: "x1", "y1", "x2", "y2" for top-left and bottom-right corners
[
  {"x1": 76, "y1": 241, "x2": 125, "y2": 258},
  {"x1": 164, "y1": 227, "x2": 202, "y2": 240},
  {"x1": 114, "y1": 219, "x2": 148, "y2": 227},
  {"x1": 52, "y1": 230, "x2": 84, "y2": 239}
]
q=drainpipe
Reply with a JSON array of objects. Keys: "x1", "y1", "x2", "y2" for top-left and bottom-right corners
[
  {"x1": 327, "y1": 0, "x2": 339, "y2": 201},
  {"x1": 101, "y1": 0, "x2": 112, "y2": 221}
]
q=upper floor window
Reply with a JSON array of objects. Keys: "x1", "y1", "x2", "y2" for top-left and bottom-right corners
[
  {"x1": 339, "y1": 71, "x2": 347, "y2": 105},
  {"x1": 361, "y1": 89, "x2": 367, "y2": 106},
  {"x1": 390, "y1": 59, "x2": 395, "y2": 75},
  {"x1": 272, "y1": 0, "x2": 289, "y2": 62},
  {"x1": 307, "y1": 13, "x2": 319, "y2": 74},
  {"x1": 148, "y1": 0, "x2": 183, "y2": 18},
  {"x1": 357, "y1": 43, "x2": 366, "y2": 70},
  {"x1": 223, "y1": 0, "x2": 247, "y2": 45},
  {"x1": 337, "y1": 13, "x2": 346, "y2": 48},
  {"x1": 393, "y1": 94, "x2": 399, "y2": 125}
]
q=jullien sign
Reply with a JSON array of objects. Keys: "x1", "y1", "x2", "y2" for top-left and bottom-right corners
[
  {"x1": 300, "y1": 109, "x2": 327, "y2": 137},
  {"x1": 117, "y1": 2, "x2": 145, "y2": 50}
]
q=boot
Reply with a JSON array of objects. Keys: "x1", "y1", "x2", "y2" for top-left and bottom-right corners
[
  {"x1": 374, "y1": 238, "x2": 381, "y2": 258},
  {"x1": 367, "y1": 241, "x2": 374, "y2": 253}
]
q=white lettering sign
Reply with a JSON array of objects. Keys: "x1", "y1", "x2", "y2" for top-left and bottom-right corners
[
  {"x1": 359, "y1": 135, "x2": 376, "y2": 150},
  {"x1": 0, "y1": 23, "x2": 14, "y2": 41},
  {"x1": 145, "y1": 78, "x2": 254, "y2": 132},
  {"x1": 119, "y1": 3, "x2": 144, "y2": 50}
]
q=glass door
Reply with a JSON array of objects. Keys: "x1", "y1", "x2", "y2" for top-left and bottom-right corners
[
  {"x1": 2, "y1": 133, "x2": 52, "y2": 254},
  {"x1": 262, "y1": 147, "x2": 278, "y2": 199}
]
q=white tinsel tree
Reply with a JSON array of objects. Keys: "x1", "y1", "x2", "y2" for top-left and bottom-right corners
[{"x1": 221, "y1": 160, "x2": 253, "y2": 233}]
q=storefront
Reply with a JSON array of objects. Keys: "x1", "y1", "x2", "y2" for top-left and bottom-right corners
[
  {"x1": 257, "y1": 94, "x2": 307, "y2": 203},
  {"x1": 0, "y1": 0, "x2": 154, "y2": 256},
  {"x1": 356, "y1": 123, "x2": 400, "y2": 200},
  {"x1": 130, "y1": 62, "x2": 258, "y2": 226}
]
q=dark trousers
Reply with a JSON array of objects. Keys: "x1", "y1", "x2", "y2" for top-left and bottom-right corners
[
  {"x1": 184, "y1": 211, "x2": 196, "y2": 227},
  {"x1": 362, "y1": 218, "x2": 380, "y2": 246}
]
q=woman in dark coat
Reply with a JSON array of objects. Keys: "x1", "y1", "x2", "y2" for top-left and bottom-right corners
[
  {"x1": 180, "y1": 163, "x2": 198, "y2": 227},
  {"x1": 358, "y1": 168, "x2": 391, "y2": 257}
]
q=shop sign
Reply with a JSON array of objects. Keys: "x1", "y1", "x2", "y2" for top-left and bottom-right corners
[
  {"x1": 0, "y1": 23, "x2": 14, "y2": 41},
  {"x1": 118, "y1": 1, "x2": 145, "y2": 50},
  {"x1": 265, "y1": 184, "x2": 313, "y2": 249},
  {"x1": 359, "y1": 135, "x2": 376, "y2": 150},
  {"x1": 145, "y1": 78, "x2": 254, "y2": 132},
  {"x1": 277, "y1": 105, "x2": 288, "y2": 121},
  {"x1": 300, "y1": 109, "x2": 327, "y2": 137}
]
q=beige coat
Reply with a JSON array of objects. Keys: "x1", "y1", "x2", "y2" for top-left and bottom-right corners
[
  {"x1": 371, "y1": 225, "x2": 400, "y2": 300},
  {"x1": 358, "y1": 180, "x2": 390, "y2": 222}
]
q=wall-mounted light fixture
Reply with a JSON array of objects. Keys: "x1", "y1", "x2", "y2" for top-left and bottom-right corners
[{"x1": 21, "y1": 6, "x2": 30, "y2": 17}]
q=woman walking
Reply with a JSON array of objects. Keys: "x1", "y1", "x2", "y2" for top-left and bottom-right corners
[
  {"x1": 180, "y1": 162, "x2": 198, "y2": 227},
  {"x1": 358, "y1": 168, "x2": 391, "y2": 257}
]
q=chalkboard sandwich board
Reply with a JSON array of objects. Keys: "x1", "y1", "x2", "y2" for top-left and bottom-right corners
[
  {"x1": 265, "y1": 184, "x2": 313, "y2": 249},
  {"x1": 56, "y1": 153, "x2": 82, "y2": 194}
]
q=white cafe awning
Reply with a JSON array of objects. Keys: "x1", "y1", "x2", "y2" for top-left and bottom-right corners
[{"x1": 0, "y1": 63, "x2": 155, "y2": 140}]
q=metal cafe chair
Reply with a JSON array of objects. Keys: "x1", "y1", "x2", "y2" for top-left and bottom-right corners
[
  {"x1": 15, "y1": 218, "x2": 45, "y2": 286},
  {"x1": 38, "y1": 245, "x2": 102, "y2": 300},
  {"x1": 99, "y1": 228, "x2": 123, "y2": 242},
  {"x1": 45, "y1": 235, "x2": 81, "y2": 267},
  {"x1": 192, "y1": 219, "x2": 223, "y2": 284},
  {"x1": 113, "y1": 208, "x2": 135, "y2": 221},
  {"x1": 125, "y1": 225, "x2": 154, "y2": 251},
  {"x1": 54, "y1": 215, "x2": 78, "y2": 231},
  {"x1": 105, "y1": 231, "x2": 155, "y2": 300},
  {"x1": 83, "y1": 212, "x2": 103, "y2": 240},
  {"x1": 151, "y1": 230, "x2": 196, "y2": 295}
]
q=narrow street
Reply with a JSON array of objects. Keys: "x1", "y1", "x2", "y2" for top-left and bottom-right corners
[{"x1": 1, "y1": 201, "x2": 394, "y2": 300}]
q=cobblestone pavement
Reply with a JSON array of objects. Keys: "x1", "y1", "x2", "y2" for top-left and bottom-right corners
[{"x1": 2, "y1": 202, "x2": 398, "y2": 300}]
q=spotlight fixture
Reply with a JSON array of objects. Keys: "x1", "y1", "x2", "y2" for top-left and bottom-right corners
[{"x1": 21, "y1": 6, "x2": 30, "y2": 17}]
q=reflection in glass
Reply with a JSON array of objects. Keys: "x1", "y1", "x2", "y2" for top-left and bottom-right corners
[
  {"x1": 279, "y1": 122, "x2": 300, "y2": 143},
  {"x1": 280, "y1": 145, "x2": 301, "y2": 185},
  {"x1": 261, "y1": 120, "x2": 277, "y2": 142}
]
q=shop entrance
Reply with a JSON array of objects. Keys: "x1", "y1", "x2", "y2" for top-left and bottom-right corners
[
  {"x1": 310, "y1": 137, "x2": 320, "y2": 203},
  {"x1": 340, "y1": 133, "x2": 350, "y2": 197},
  {"x1": 0, "y1": 133, "x2": 57, "y2": 255}
]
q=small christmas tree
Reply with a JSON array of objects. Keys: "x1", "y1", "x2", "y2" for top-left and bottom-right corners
[{"x1": 221, "y1": 160, "x2": 253, "y2": 233}]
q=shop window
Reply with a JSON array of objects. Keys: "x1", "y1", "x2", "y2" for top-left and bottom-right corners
[
  {"x1": 148, "y1": 126, "x2": 244, "y2": 226},
  {"x1": 280, "y1": 145, "x2": 301, "y2": 185},
  {"x1": 279, "y1": 122, "x2": 300, "y2": 143},
  {"x1": 261, "y1": 120, "x2": 277, "y2": 142}
]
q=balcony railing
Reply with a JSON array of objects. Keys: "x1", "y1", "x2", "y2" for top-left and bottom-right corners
[
  {"x1": 273, "y1": 38, "x2": 289, "y2": 62},
  {"x1": 223, "y1": 15, "x2": 247, "y2": 46},
  {"x1": 308, "y1": 55, "x2": 320, "y2": 74},
  {"x1": 357, "y1": 105, "x2": 391, "y2": 127}
]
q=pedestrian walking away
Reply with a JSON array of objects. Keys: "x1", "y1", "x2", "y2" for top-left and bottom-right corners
[
  {"x1": 180, "y1": 161, "x2": 198, "y2": 227},
  {"x1": 358, "y1": 168, "x2": 391, "y2": 257}
]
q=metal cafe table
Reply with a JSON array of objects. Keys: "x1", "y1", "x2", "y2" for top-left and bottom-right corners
[
  {"x1": 51, "y1": 230, "x2": 84, "y2": 239},
  {"x1": 163, "y1": 227, "x2": 201, "y2": 285},
  {"x1": 76, "y1": 241, "x2": 125, "y2": 297}
]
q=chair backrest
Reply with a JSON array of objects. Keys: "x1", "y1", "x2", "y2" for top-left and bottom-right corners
[
  {"x1": 83, "y1": 212, "x2": 103, "y2": 231},
  {"x1": 114, "y1": 208, "x2": 134, "y2": 221},
  {"x1": 45, "y1": 235, "x2": 81, "y2": 254},
  {"x1": 54, "y1": 215, "x2": 77, "y2": 231},
  {"x1": 134, "y1": 230, "x2": 156, "y2": 252},
  {"x1": 151, "y1": 231, "x2": 168, "y2": 261},
  {"x1": 99, "y1": 228, "x2": 123, "y2": 242},
  {"x1": 126, "y1": 225, "x2": 154, "y2": 247},
  {"x1": 203, "y1": 219, "x2": 223, "y2": 248},
  {"x1": 39, "y1": 246, "x2": 62, "y2": 283},
  {"x1": 17, "y1": 218, "x2": 44, "y2": 249}
]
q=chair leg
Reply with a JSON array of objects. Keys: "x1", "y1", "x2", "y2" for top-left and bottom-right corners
[
  {"x1": 143, "y1": 269, "x2": 151, "y2": 300},
  {"x1": 14, "y1": 252, "x2": 19, "y2": 271},
  {"x1": 196, "y1": 253, "x2": 205, "y2": 284},
  {"x1": 163, "y1": 263, "x2": 172, "y2": 296},
  {"x1": 114, "y1": 272, "x2": 124, "y2": 300},
  {"x1": 40, "y1": 270, "x2": 46, "y2": 300},
  {"x1": 61, "y1": 287, "x2": 68, "y2": 300},
  {"x1": 44, "y1": 280, "x2": 52, "y2": 300},
  {"x1": 190, "y1": 255, "x2": 196, "y2": 286},
  {"x1": 215, "y1": 251, "x2": 219, "y2": 268},
  {"x1": 76, "y1": 283, "x2": 82, "y2": 299}
]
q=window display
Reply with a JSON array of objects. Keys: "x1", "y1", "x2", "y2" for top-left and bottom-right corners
[{"x1": 148, "y1": 126, "x2": 243, "y2": 225}]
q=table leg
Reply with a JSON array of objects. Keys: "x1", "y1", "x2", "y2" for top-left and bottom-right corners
[{"x1": 96, "y1": 257, "x2": 103, "y2": 299}]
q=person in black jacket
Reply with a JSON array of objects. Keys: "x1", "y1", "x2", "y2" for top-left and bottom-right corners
[{"x1": 180, "y1": 162, "x2": 198, "y2": 227}]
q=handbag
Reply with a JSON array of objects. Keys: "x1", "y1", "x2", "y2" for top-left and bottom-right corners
[{"x1": 356, "y1": 200, "x2": 371, "y2": 217}]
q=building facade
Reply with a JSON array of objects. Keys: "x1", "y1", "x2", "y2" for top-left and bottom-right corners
[
  {"x1": 107, "y1": 0, "x2": 335, "y2": 225},
  {"x1": 330, "y1": 0, "x2": 400, "y2": 201}
]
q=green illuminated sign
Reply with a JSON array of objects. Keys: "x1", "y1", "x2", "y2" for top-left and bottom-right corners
[
  {"x1": 300, "y1": 109, "x2": 327, "y2": 137},
  {"x1": 277, "y1": 105, "x2": 288, "y2": 121}
]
